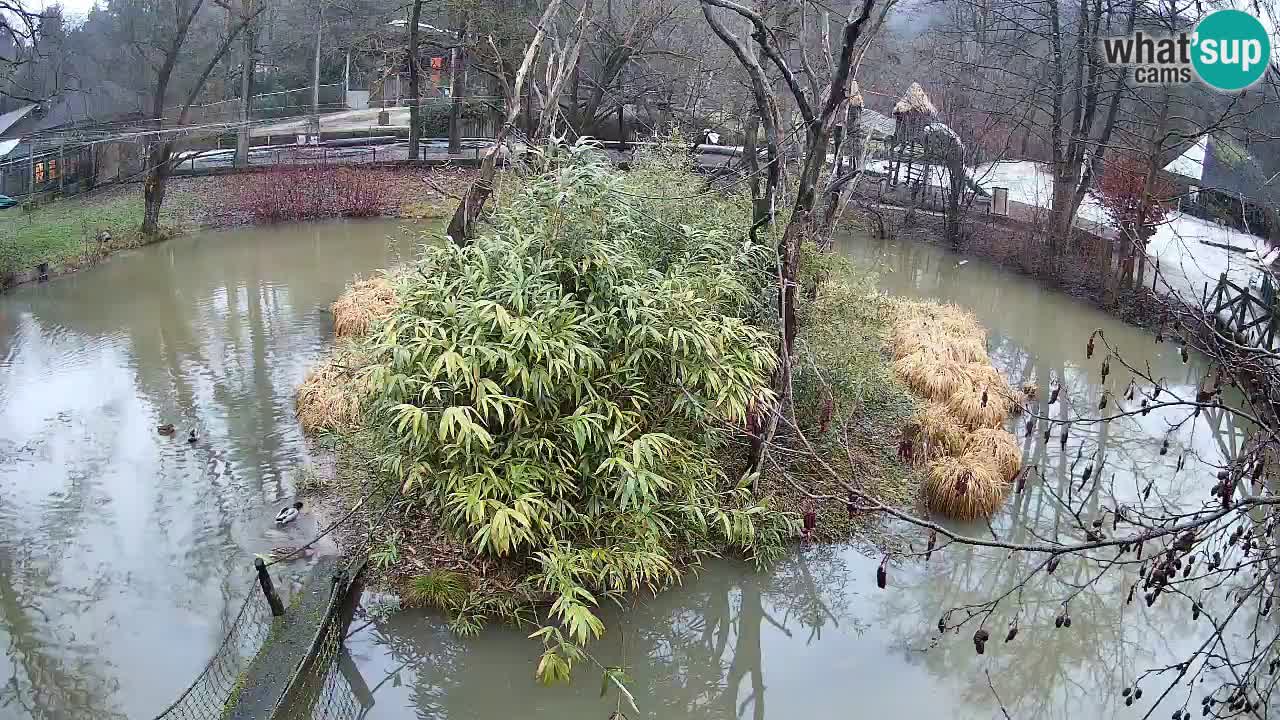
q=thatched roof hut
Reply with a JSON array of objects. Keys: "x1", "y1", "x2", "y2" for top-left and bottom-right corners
[
  {"x1": 892, "y1": 82, "x2": 937, "y2": 148},
  {"x1": 893, "y1": 82, "x2": 937, "y2": 117},
  {"x1": 849, "y1": 80, "x2": 865, "y2": 109}
]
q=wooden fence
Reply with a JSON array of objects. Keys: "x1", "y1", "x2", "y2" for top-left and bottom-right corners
[{"x1": 1205, "y1": 272, "x2": 1280, "y2": 350}]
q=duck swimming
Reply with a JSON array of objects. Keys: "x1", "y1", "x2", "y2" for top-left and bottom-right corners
[
  {"x1": 275, "y1": 501, "x2": 303, "y2": 525},
  {"x1": 157, "y1": 424, "x2": 176, "y2": 436},
  {"x1": 187, "y1": 429, "x2": 199, "y2": 443}
]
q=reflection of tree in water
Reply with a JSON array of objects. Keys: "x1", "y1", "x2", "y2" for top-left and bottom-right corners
[
  {"x1": 841, "y1": 232, "x2": 1251, "y2": 717},
  {"x1": 360, "y1": 550, "x2": 859, "y2": 720},
  {"x1": 0, "y1": 488, "x2": 125, "y2": 719}
]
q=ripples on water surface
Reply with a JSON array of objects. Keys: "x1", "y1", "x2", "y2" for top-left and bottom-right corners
[
  {"x1": 0, "y1": 219, "x2": 425, "y2": 719},
  {"x1": 0, "y1": 222, "x2": 1254, "y2": 719}
]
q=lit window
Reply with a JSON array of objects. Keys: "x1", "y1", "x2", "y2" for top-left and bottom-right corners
[{"x1": 34, "y1": 162, "x2": 44, "y2": 183}]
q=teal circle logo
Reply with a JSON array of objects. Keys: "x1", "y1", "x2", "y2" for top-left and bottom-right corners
[{"x1": 1192, "y1": 9, "x2": 1271, "y2": 91}]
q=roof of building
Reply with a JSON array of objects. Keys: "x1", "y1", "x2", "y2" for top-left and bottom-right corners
[
  {"x1": 0, "y1": 81, "x2": 145, "y2": 139},
  {"x1": 386, "y1": 19, "x2": 451, "y2": 35},
  {"x1": 924, "y1": 122, "x2": 963, "y2": 147},
  {"x1": 893, "y1": 82, "x2": 937, "y2": 116},
  {"x1": 860, "y1": 108, "x2": 896, "y2": 139},
  {"x1": 1200, "y1": 135, "x2": 1280, "y2": 206},
  {"x1": 0, "y1": 104, "x2": 35, "y2": 136},
  {"x1": 1162, "y1": 136, "x2": 1206, "y2": 180}
]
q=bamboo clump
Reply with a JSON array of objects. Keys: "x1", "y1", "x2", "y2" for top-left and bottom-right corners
[{"x1": 889, "y1": 300, "x2": 1021, "y2": 520}]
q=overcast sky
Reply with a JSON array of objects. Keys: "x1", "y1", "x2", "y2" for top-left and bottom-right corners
[{"x1": 43, "y1": 0, "x2": 96, "y2": 25}]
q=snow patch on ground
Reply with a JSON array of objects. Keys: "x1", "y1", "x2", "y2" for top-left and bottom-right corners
[
  {"x1": 864, "y1": 155, "x2": 1273, "y2": 305},
  {"x1": 1147, "y1": 213, "x2": 1270, "y2": 300},
  {"x1": 969, "y1": 160, "x2": 1274, "y2": 303},
  {"x1": 972, "y1": 161, "x2": 1111, "y2": 227}
]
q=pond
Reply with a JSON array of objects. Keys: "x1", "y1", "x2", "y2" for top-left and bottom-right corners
[
  {"x1": 0, "y1": 219, "x2": 428, "y2": 719},
  {"x1": 344, "y1": 230, "x2": 1248, "y2": 720},
  {"x1": 0, "y1": 220, "x2": 1248, "y2": 719}
]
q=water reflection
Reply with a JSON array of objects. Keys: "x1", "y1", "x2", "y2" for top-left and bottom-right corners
[
  {"x1": 349, "y1": 230, "x2": 1250, "y2": 720},
  {"x1": 0, "y1": 219, "x2": 431, "y2": 718}
]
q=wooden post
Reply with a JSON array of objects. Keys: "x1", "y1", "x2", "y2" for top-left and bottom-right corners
[
  {"x1": 617, "y1": 105, "x2": 626, "y2": 152},
  {"x1": 255, "y1": 557, "x2": 286, "y2": 616},
  {"x1": 58, "y1": 139, "x2": 64, "y2": 196},
  {"x1": 1269, "y1": 294, "x2": 1279, "y2": 350},
  {"x1": 28, "y1": 139, "x2": 35, "y2": 201}
]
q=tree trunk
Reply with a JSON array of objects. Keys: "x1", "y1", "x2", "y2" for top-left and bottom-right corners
[
  {"x1": 535, "y1": 0, "x2": 593, "y2": 140},
  {"x1": 447, "y1": 21, "x2": 466, "y2": 155},
  {"x1": 140, "y1": 0, "x2": 258, "y2": 236},
  {"x1": 568, "y1": 59, "x2": 581, "y2": 133},
  {"x1": 445, "y1": 0, "x2": 562, "y2": 244},
  {"x1": 945, "y1": 154, "x2": 964, "y2": 249},
  {"x1": 743, "y1": 113, "x2": 760, "y2": 200},
  {"x1": 142, "y1": 141, "x2": 174, "y2": 236},
  {"x1": 407, "y1": 0, "x2": 423, "y2": 160},
  {"x1": 234, "y1": 0, "x2": 256, "y2": 168}
]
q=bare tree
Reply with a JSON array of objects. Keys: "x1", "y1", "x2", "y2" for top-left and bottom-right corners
[
  {"x1": 445, "y1": 0, "x2": 564, "y2": 244},
  {"x1": 141, "y1": 0, "x2": 264, "y2": 236}
]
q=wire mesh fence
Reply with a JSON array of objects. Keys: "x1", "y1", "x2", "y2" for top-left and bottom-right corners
[
  {"x1": 152, "y1": 581, "x2": 275, "y2": 720},
  {"x1": 272, "y1": 558, "x2": 372, "y2": 720}
]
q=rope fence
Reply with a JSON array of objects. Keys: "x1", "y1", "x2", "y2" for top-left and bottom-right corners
[
  {"x1": 151, "y1": 487, "x2": 388, "y2": 720},
  {"x1": 151, "y1": 581, "x2": 275, "y2": 720},
  {"x1": 273, "y1": 558, "x2": 373, "y2": 720}
]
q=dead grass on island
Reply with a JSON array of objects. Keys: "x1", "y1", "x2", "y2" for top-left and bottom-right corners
[{"x1": 889, "y1": 300, "x2": 1021, "y2": 521}]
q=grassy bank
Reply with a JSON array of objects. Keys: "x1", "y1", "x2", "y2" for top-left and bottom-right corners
[
  {"x1": 0, "y1": 186, "x2": 179, "y2": 282},
  {"x1": 0, "y1": 167, "x2": 471, "y2": 288},
  {"x1": 294, "y1": 141, "x2": 1019, "y2": 684}
]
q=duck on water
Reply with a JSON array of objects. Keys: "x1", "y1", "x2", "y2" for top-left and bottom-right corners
[{"x1": 275, "y1": 501, "x2": 303, "y2": 525}]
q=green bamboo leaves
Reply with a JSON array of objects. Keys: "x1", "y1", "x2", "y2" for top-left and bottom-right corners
[{"x1": 360, "y1": 142, "x2": 795, "y2": 680}]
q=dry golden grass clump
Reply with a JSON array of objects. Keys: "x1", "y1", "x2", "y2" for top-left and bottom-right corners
[
  {"x1": 296, "y1": 352, "x2": 371, "y2": 434},
  {"x1": 963, "y1": 428, "x2": 1023, "y2": 480},
  {"x1": 893, "y1": 351, "x2": 969, "y2": 401},
  {"x1": 888, "y1": 299, "x2": 1021, "y2": 521},
  {"x1": 924, "y1": 455, "x2": 1008, "y2": 520},
  {"x1": 915, "y1": 402, "x2": 967, "y2": 457},
  {"x1": 947, "y1": 385, "x2": 1015, "y2": 430},
  {"x1": 332, "y1": 276, "x2": 396, "y2": 338}
]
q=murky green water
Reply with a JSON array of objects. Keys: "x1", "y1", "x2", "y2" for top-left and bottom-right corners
[
  {"x1": 344, "y1": 232, "x2": 1247, "y2": 720},
  {"x1": 0, "y1": 219, "x2": 428, "y2": 719},
  {"x1": 0, "y1": 222, "x2": 1249, "y2": 719}
]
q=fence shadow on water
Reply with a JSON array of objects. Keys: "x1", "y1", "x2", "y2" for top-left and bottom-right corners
[{"x1": 272, "y1": 559, "x2": 372, "y2": 720}]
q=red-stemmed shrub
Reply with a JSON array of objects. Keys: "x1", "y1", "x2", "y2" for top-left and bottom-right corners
[
  {"x1": 233, "y1": 166, "x2": 386, "y2": 223},
  {"x1": 1096, "y1": 154, "x2": 1174, "y2": 240}
]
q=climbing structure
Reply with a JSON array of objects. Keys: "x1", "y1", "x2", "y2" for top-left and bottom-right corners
[{"x1": 889, "y1": 82, "x2": 938, "y2": 190}]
